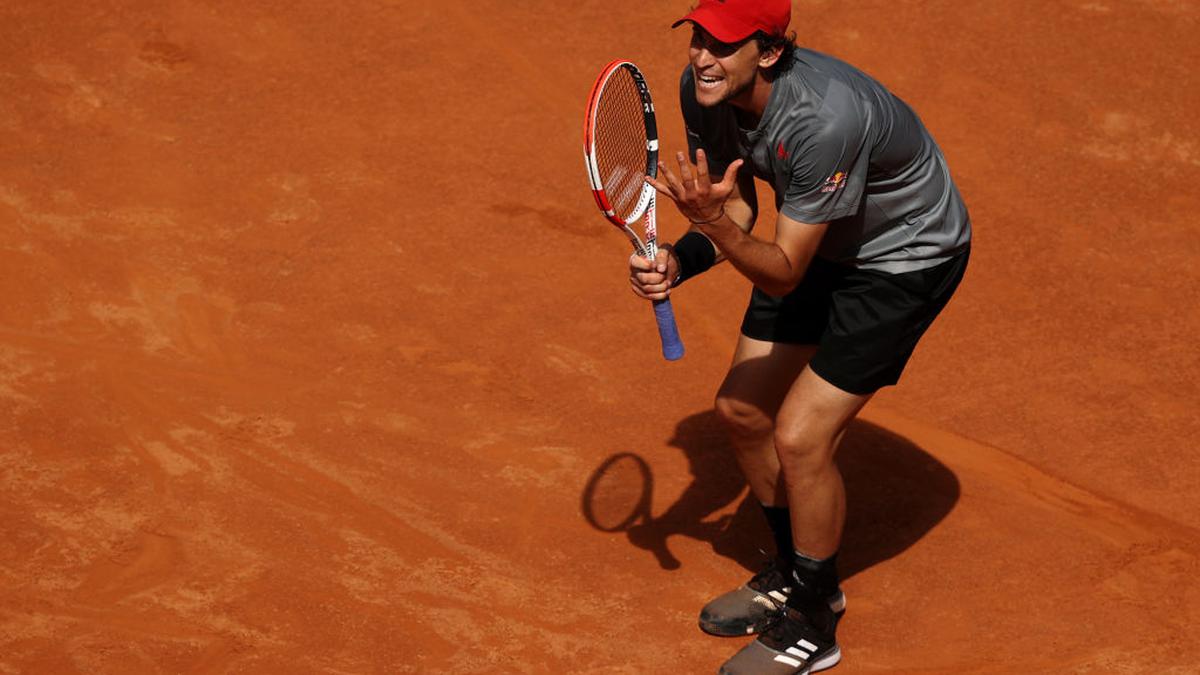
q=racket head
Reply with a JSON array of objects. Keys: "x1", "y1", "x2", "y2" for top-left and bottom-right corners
[
  {"x1": 581, "y1": 452, "x2": 653, "y2": 532},
  {"x1": 583, "y1": 60, "x2": 659, "y2": 232}
]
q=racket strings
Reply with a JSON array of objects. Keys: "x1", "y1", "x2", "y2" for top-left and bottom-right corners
[{"x1": 594, "y1": 70, "x2": 651, "y2": 223}]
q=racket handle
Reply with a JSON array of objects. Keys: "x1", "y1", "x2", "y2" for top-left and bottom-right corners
[{"x1": 651, "y1": 298, "x2": 684, "y2": 361}]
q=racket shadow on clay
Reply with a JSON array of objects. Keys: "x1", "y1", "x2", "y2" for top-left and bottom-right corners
[
  {"x1": 582, "y1": 408, "x2": 961, "y2": 579},
  {"x1": 582, "y1": 452, "x2": 655, "y2": 533},
  {"x1": 580, "y1": 415, "x2": 743, "y2": 571}
]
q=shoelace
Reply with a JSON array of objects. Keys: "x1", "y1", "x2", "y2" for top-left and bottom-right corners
[
  {"x1": 749, "y1": 552, "x2": 790, "y2": 585},
  {"x1": 759, "y1": 604, "x2": 836, "y2": 651},
  {"x1": 749, "y1": 555, "x2": 793, "y2": 611},
  {"x1": 759, "y1": 604, "x2": 801, "y2": 639}
]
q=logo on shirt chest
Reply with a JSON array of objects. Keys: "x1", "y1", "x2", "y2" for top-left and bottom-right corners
[
  {"x1": 776, "y1": 141, "x2": 788, "y2": 160},
  {"x1": 820, "y1": 171, "x2": 848, "y2": 193}
]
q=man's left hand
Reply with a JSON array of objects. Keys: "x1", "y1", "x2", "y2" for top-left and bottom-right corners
[{"x1": 646, "y1": 149, "x2": 743, "y2": 227}]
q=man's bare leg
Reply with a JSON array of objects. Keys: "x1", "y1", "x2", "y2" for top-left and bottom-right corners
[
  {"x1": 699, "y1": 335, "x2": 823, "y2": 638},
  {"x1": 773, "y1": 366, "x2": 873, "y2": 559},
  {"x1": 713, "y1": 335, "x2": 816, "y2": 506}
]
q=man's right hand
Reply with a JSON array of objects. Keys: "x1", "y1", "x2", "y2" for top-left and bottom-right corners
[{"x1": 629, "y1": 246, "x2": 678, "y2": 301}]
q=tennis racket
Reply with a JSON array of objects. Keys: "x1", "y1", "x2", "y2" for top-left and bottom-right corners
[{"x1": 583, "y1": 60, "x2": 684, "y2": 361}]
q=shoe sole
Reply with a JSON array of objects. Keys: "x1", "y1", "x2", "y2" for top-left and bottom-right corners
[{"x1": 718, "y1": 644, "x2": 841, "y2": 674}]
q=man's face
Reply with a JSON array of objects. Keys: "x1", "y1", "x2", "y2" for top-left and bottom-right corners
[{"x1": 688, "y1": 26, "x2": 763, "y2": 107}]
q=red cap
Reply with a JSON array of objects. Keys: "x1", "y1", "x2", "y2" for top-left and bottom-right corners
[{"x1": 672, "y1": 0, "x2": 791, "y2": 44}]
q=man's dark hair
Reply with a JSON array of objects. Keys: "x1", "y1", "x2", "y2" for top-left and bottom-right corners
[{"x1": 754, "y1": 30, "x2": 797, "y2": 78}]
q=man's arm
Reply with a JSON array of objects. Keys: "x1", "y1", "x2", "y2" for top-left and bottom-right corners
[
  {"x1": 647, "y1": 149, "x2": 826, "y2": 297},
  {"x1": 693, "y1": 210, "x2": 827, "y2": 297},
  {"x1": 709, "y1": 157, "x2": 758, "y2": 243},
  {"x1": 630, "y1": 151, "x2": 757, "y2": 300},
  {"x1": 684, "y1": 155, "x2": 755, "y2": 262},
  {"x1": 664, "y1": 158, "x2": 755, "y2": 272}
]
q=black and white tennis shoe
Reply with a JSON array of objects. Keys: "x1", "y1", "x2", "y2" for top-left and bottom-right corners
[
  {"x1": 717, "y1": 603, "x2": 841, "y2": 675},
  {"x1": 699, "y1": 558, "x2": 846, "y2": 637}
]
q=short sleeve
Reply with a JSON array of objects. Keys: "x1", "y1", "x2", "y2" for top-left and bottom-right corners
[{"x1": 778, "y1": 85, "x2": 869, "y2": 224}]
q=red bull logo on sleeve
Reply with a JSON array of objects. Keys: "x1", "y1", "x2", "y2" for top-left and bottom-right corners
[{"x1": 820, "y1": 171, "x2": 847, "y2": 193}]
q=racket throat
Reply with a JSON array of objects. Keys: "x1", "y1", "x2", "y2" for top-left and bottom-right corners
[{"x1": 642, "y1": 196, "x2": 659, "y2": 260}]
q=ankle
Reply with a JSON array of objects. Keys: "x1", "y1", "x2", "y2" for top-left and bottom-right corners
[{"x1": 791, "y1": 550, "x2": 840, "y2": 598}]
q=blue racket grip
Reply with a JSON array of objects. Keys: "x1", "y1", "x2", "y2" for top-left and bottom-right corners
[{"x1": 651, "y1": 298, "x2": 685, "y2": 361}]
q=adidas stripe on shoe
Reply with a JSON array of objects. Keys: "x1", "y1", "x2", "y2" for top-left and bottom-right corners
[{"x1": 718, "y1": 605, "x2": 841, "y2": 675}]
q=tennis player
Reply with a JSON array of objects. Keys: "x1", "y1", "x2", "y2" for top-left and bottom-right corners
[{"x1": 631, "y1": 0, "x2": 972, "y2": 672}]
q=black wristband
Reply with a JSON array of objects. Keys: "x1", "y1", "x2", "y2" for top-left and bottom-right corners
[{"x1": 671, "y1": 231, "x2": 717, "y2": 287}]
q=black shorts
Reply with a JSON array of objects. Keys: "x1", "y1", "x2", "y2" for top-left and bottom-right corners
[{"x1": 740, "y1": 249, "x2": 969, "y2": 395}]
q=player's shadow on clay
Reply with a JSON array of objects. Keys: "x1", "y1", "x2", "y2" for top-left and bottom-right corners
[{"x1": 582, "y1": 408, "x2": 959, "y2": 579}]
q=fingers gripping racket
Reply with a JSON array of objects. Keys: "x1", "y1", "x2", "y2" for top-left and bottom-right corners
[{"x1": 584, "y1": 60, "x2": 684, "y2": 361}]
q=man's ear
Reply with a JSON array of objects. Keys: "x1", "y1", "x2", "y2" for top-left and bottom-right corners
[{"x1": 758, "y1": 45, "x2": 783, "y2": 69}]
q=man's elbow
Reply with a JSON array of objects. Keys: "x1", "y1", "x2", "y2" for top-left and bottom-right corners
[
  {"x1": 760, "y1": 276, "x2": 802, "y2": 298},
  {"x1": 762, "y1": 263, "x2": 810, "y2": 297},
  {"x1": 771, "y1": 249, "x2": 819, "y2": 297}
]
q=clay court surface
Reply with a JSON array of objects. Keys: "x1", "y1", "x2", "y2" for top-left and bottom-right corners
[{"x1": 2, "y1": 0, "x2": 1199, "y2": 672}]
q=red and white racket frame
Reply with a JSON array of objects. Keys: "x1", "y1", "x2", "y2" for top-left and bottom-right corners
[
  {"x1": 583, "y1": 60, "x2": 660, "y2": 256},
  {"x1": 583, "y1": 60, "x2": 683, "y2": 361}
]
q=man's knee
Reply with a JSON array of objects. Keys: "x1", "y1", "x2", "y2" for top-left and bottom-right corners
[
  {"x1": 774, "y1": 424, "x2": 836, "y2": 477},
  {"x1": 714, "y1": 393, "x2": 773, "y2": 440}
]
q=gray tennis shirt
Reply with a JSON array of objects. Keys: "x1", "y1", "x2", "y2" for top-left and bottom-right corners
[{"x1": 681, "y1": 48, "x2": 971, "y2": 274}]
